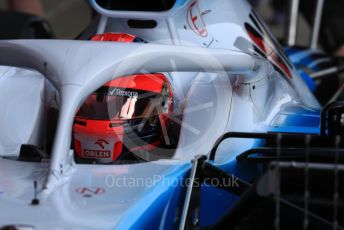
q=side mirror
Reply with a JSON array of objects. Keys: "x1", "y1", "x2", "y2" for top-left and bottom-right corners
[{"x1": 18, "y1": 144, "x2": 48, "y2": 162}]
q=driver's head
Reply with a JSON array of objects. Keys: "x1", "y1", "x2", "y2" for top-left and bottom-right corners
[
  {"x1": 73, "y1": 33, "x2": 174, "y2": 163},
  {"x1": 73, "y1": 74, "x2": 173, "y2": 163}
]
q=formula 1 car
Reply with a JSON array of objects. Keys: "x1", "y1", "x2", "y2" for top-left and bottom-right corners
[{"x1": 0, "y1": 0, "x2": 343, "y2": 229}]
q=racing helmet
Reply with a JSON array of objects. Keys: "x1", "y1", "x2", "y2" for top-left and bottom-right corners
[{"x1": 73, "y1": 33, "x2": 173, "y2": 163}]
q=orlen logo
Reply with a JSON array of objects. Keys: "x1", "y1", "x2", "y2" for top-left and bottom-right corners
[
  {"x1": 84, "y1": 149, "x2": 111, "y2": 158},
  {"x1": 95, "y1": 139, "x2": 109, "y2": 149}
]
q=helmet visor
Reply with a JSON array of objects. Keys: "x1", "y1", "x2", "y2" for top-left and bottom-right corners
[{"x1": 77, "y1": 86, "x2": 169, "y2": 121}]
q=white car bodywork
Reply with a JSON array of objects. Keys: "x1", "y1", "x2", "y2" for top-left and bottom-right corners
[
  {"x1": 0, "y1": 67, "x2": 44, "y2": 155},
  {"x1": 0, "y1": 0, "x2": 321, "y2": 229}
]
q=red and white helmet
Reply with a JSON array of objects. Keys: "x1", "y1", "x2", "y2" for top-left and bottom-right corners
[{"x1": 73, "y1": 33, "x2": 173, "y2": 163}]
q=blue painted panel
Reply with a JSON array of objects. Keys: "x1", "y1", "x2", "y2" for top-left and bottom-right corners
[
  {"x1": 271, "y1": 105, "x2": 321, "y2": 134},
  {"x1": 199, "y1": 184, "x2": 239, "y2": 227},
  {"x1": 197, "y1": 157, "x2": 261, "y2": 227},
  {"x1": 285, "y1": 47, "x2": 332, "y2": 92}
]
